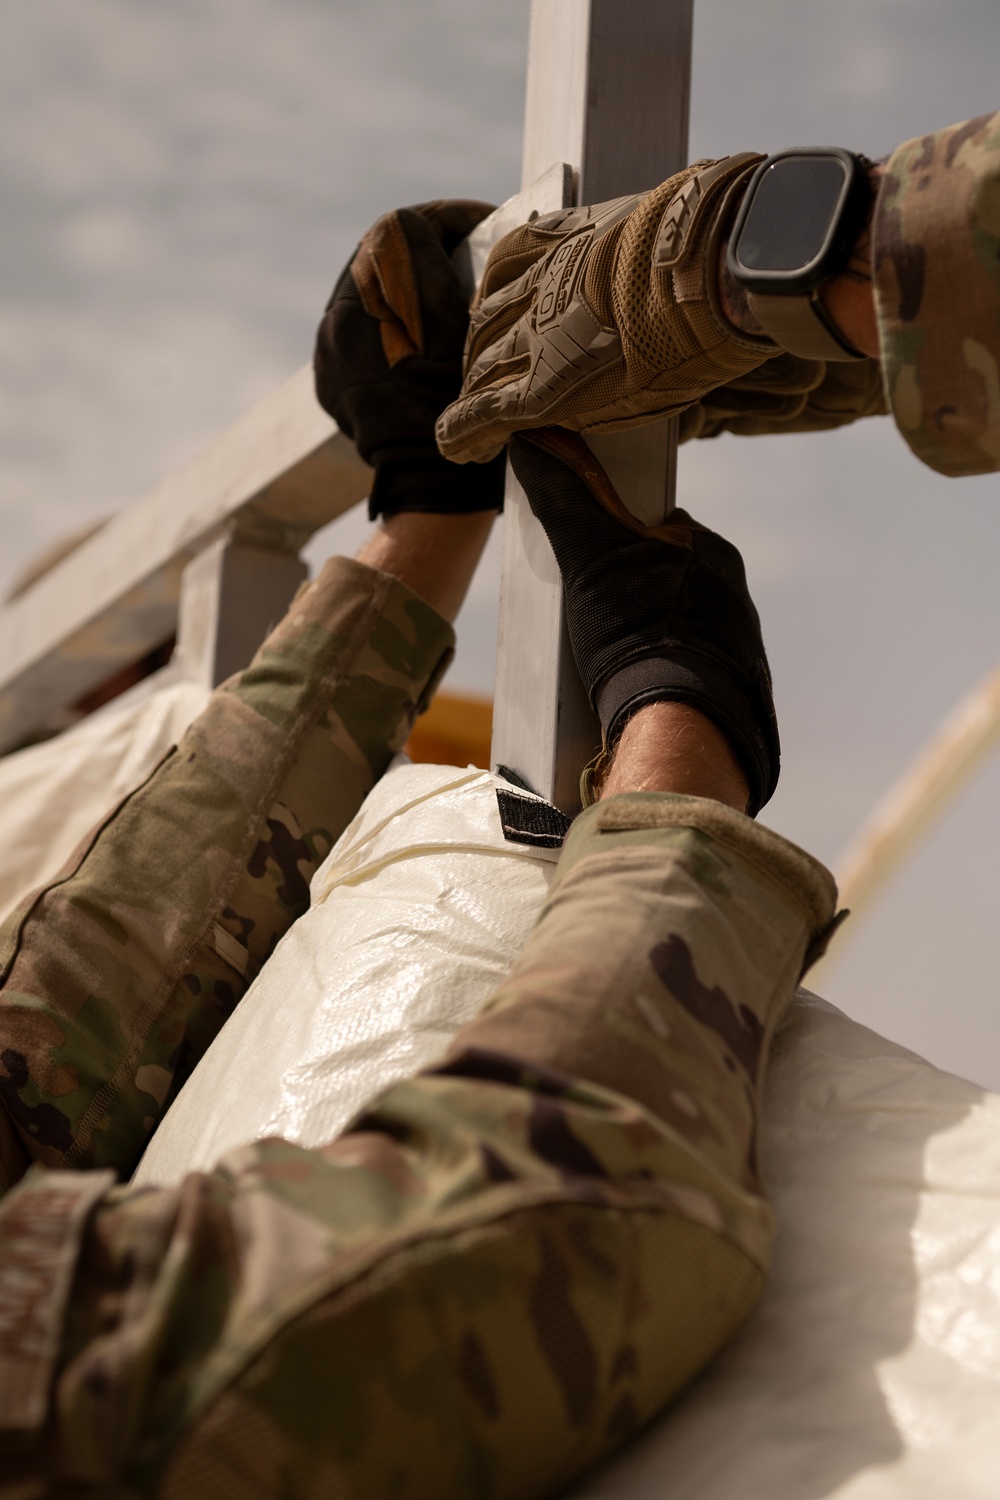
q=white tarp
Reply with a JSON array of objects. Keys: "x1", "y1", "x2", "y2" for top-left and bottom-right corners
[
  {"x1": 576, "y1": 993, "x2": 1000, "y2": 1499},
  {"x1": 135, "y1": 759, "x2": 559, "y2": 1179},
  {"x1": 0, "y1": 678, "x2": 210, "y2": 922},
  {"x1": 136, "y1": 757, "x2": 1000, "y2": 1497}
]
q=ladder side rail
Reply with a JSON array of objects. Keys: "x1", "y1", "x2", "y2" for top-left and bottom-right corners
[{"x1": 0, "y1": 366, "x2": 371, "y2": 750}]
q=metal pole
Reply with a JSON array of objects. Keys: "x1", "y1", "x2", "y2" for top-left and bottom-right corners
[{"x1": 491, "y1": 0, "x2": 693, "y2": 809}]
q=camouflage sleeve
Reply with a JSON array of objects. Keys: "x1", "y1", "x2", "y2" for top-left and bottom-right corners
[
  {"x1": 686, "y1": 111, "x2": 1000, "y2": 465},
  {"x1": 873, "y1": 110, "x2": 1000, "y2": 476},
  {"x1": 0, "y1": 556, "x2": 455, "y2": 1191},
  {"x1": 0, "y1": 792, "x2": 838, "y2": 1497}
]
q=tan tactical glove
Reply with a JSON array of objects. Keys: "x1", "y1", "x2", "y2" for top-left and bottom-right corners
[
  {"x1": 678, "y1": 353, "x2": 887, "y2": 443},
  {"x1": 436, "y1": 153, "x2": 780, "y2": 464}
]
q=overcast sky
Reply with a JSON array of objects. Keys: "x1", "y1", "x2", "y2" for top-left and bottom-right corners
[{"x1": 5, "y1": 0, "x2": 1000, "y2": 1086}]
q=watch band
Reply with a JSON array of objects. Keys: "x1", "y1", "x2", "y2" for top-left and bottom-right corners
[{"x1": 748, "y1": 289, "x2": 866, "y2": 362}]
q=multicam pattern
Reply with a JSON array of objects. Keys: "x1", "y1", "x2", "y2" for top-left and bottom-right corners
[
  {"x1": 0, "y1": 555, "x2": 455, "y2": 1190},
  {"x1": 0, "y1": 779, "x2": 837, "y2": 1496},
  {"x1": 874, "y1": 109, "x2": 1000, "y2": 476}
]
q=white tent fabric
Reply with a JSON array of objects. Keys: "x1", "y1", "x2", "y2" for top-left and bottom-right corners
[
  {"x1": 135, "y1": 759, "x2": 559, "y2": 1181},
  {"x1": 0, "y1": 677, "x2": 210, "y2": 922},
  {"x1": 136, "y1": 758, "x2": 1000, "y2": 1497},
  {"x1": 576, "y1": 995, "x2": 1000, "y2": 1499}
]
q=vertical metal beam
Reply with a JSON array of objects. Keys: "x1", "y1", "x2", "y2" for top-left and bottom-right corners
[
  {"x1": 520, "y1": 0, "x2": 692, "y2": 199},
  {"x1": 175, "y1": 534, "x2": 307, "y2": 689},
  {"x1": 491, "y1": 0, "x2": 693, "y2": 810}
]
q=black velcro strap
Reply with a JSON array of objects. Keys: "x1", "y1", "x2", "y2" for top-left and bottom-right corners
[{"x1": 496, "y1": 787, "x2": 571, "y2": 849}]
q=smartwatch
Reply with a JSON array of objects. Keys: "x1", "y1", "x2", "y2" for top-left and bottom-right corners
[{"x1": 726, "y1": 148, "x2": 873, "y2": 361}]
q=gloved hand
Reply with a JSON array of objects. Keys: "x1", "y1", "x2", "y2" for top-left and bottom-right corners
[
  {"x1": 508, "y1": 430, "x2": 779, "y2": 815},
  {"x1": 436, "y1": 154, "x2": 780, "y2": 465},
  {"x1": 678, "y1": 353, "x2": 887, "y2": 443},
  {"x1": 314, "y1": 199, "x2": 507, "y2": 520}
]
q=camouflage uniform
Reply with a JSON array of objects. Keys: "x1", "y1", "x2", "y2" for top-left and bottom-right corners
[
  {"x1": 873, "y1": 109, "x2": 1000, "y2": 477},
  {"x1": 3, "y1": 109, "x2": 998, "y2": 1495},
  {"x1": 0, "y1": 546, "x2": 839, "y2": 1496},
  {"x1": 680, "y1": 110, "x2": 1000, "y2": 471}
]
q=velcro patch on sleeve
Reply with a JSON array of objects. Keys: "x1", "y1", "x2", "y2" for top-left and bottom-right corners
[{"x1": 496, "y1": 787, "x2": 571, "y2": 849}]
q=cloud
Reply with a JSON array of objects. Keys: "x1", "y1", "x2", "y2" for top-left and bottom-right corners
[
  {"x1": 0, "y1": 0, "x2": 529, "y2": 591},
  {"x1": 689, "y1": 0, "x2": 1000, "y2": 158}
]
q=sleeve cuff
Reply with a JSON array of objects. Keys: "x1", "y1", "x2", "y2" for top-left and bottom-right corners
[{"x1": 874, "y1": 111, "x2": 1000, "y2": 477}]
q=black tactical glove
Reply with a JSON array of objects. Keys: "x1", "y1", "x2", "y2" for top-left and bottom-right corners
[
  {"x1": 509, "y1": 430, "x2": 779, "y2": 814},
  {"x1": 314, "y1": 199, "x2": 506, "y2": 520}
]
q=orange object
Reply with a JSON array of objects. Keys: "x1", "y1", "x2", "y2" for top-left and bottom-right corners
[{"x1": 405, "y1": 691, "x2": 493, "y2": 770}]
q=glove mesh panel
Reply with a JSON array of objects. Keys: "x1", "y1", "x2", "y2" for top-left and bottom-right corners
[
  {"x1": 474, "y1": 225, "x2": 545, "y2": 306},
  {"x1": 614, "y1": 173, "x2": 694, "y2": 371},
  {"x1": 579, "y1": 219, "x2": 623, "y2": 324}
]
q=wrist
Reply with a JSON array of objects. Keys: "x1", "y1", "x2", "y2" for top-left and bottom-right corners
[
  {"x1": 817, "y1": 162, "x2": 883, "y2": 358},
  {"x1": 592, "y1": 643, "x2": 778, "y2": 817},
  {"x1": 718, "y1": 155, "x2": 882, "y2": 359},
  {"x1": 597, "y1": 702, "x2": 750, "y2": 812},
  {"x1": 718, "y1": 238, "x2": 766, "y2": 337},
  {"x1": 368, "y1": 452, "x2": 505, "y2": 522}
]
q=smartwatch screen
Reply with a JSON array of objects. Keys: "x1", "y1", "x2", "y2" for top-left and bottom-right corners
[{"x1": 734, "y1": 155, "x2": 849, "y2": 273}]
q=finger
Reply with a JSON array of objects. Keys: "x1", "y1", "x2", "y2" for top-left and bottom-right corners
[
  {"x1": 436, "y1": 395, "x2": 509, "y2": 464},
  {"x1": 464, "y1": 276, "x2": 538, "y2": 371},
  {"x1": 350, "y1": 210, "x2": 424, "y2": 366},
  {"x1": 722, "y1": 353, "x2": 826, "y2": 395},
  {"x1": 393, "y1": 210, "x2": 479, "y2": 362},
  {"x1": 463, "y1": 321, "x2": 532, "y2": 394},
  {"x1": 516, "y1": 428, "x2": 644, "y2": 536},
  {"x1": 405, "y1": 198, "x2": 498, "y2": 255},
  {"x1": 348, "y1": 202, "x2": 500, "y2": 371},
  {"x1": 475, "y1": 221, "x2": 552, "y2": 304},
  {"x1": 701, "y1": 390, "x2": 811, "y2": 422}
]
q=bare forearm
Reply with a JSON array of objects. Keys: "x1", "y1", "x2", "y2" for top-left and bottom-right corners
[
  {"x1": 598, "y1": 701, "x2": 750, "y2": 812},
  {"x1": 356, "y1": 510, "x2": 497, "y2": 623}
]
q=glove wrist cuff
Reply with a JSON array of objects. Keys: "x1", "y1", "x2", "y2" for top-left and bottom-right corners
[
  {"x1": 654, "y1": 153, "x2": 779, "y2": 357},
  {"x1": 594, "y1": 647, "x2": 778, "y2": 816},
  {"x1": 702, "y1": 167, "x2": 784, "y2": 355},
  {"x1": 368, "y1": 454, "x2": 504, "y2": 521}
]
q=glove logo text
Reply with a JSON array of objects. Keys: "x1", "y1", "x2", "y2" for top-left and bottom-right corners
[{"x1": 535, "y1": 232, "x2": 590, "y2": 332}]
